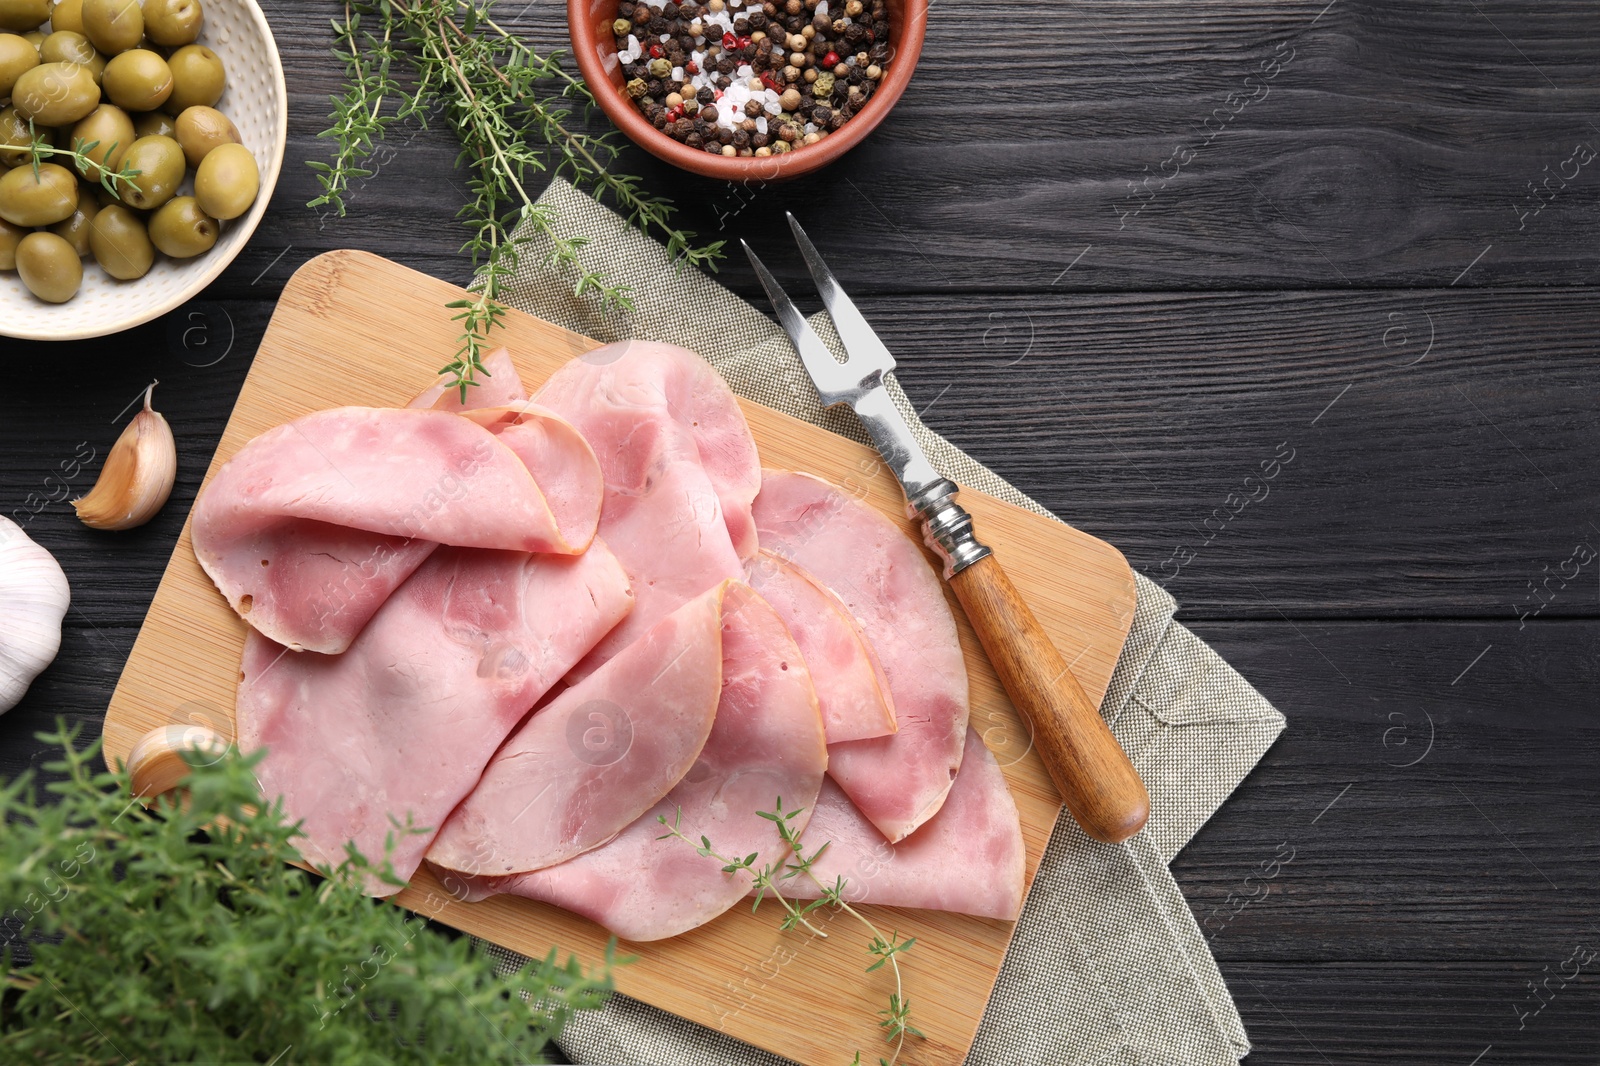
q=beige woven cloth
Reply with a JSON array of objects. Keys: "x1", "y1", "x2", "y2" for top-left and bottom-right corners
[{"x1": 481, "y1": 179, "x2": 1287, "y2": 1066}]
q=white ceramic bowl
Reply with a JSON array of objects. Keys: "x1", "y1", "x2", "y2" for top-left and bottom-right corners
[{"x1": 0, "y1": 0, "x2": 287, "y2": 342}]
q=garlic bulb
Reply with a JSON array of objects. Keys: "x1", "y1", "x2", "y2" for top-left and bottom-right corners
[
  {"x1": 0, "y1": 517, "x2": 70, "y2": 714},
  {"x1": 73, "y1": 382, "x2": 177, "y2": 531}
]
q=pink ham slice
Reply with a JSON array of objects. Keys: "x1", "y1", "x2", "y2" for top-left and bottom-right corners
[
  {"x1": 459, "y1": 405, "x2": 604, "y2": 551},
  {"x1": 745, "y1": 549, "x2": 896, "y2": 743},
  {"x1": 407, "y1": 347, "x2": 526, "y2": 411},
  {"x1": 193, "y1": 406, "x2": 599, "y2": 655},
  {"x1": 427, "y1": 582, "x2": 730, "y2": 878},
  {"x1": 440, "y1": 583, "x2": 828, "y2": 941},
  {"x1": 752, "y1": 470, "x2": 969, "y2": 842},
  {"x1": 781, "y1": 729, "x2": 1024, "y2": 921},
  {"x1": 534, "y1": 342, "x2": 760, "y2": 678},
  {"x1": 235, "y1": 542, "x2": 633, "y2": 896}
]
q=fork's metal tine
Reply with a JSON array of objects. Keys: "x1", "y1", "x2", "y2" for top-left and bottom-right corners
[
  {"x1": 741, "y1": 240, "x2": 858, "y2": 407},
  {"x1": 785, "y1": 213, "x2": 896, "y2": 376}
]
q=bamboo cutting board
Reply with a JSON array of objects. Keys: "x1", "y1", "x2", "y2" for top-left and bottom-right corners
[{"x1": 103, "y1": 250, "x2": 1137, "y2": 1066}]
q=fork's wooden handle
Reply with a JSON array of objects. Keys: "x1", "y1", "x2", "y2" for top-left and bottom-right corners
[{"x1": 949, "y1": 552, "x2": 1150, "y2": 844}]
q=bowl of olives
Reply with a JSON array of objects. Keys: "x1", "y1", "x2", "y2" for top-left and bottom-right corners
[{"x1": 0, "y1": 0, "x2": 285, "y2": 340}]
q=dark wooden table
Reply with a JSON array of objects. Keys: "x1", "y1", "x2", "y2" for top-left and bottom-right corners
[{"x1": 4, "y1": 1, "x2": 1598, "y2": 1062}]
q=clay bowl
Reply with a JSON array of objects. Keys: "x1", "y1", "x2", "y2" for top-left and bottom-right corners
[{"x1": 568, "y1": 0, "x2": 926, "y2": 182}]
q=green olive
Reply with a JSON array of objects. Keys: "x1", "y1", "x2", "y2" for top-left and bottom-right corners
[
  {"x1": 68, "y1": 101, "x2": 132, "y2": 181},
  {"x1": 0, "y1": 0, "x2": 48, "y2": 33},
  {"x1": 193, "y1": 139, "x2": 254, "y2": 220},
  {"x1": 49, "y1": 0, "x2": 84, "y2": 34},
  {"x1": 0, "y1": 105, "x2": 31, "y2": 167},
  {"x1": 0, "y1": 32, "x2": 39, "y2": 98},
  {"x1": 12, "y1": 61, "x2": 101, "y2": 125},
  {"x1": 48, "y1": 192, "x2": 96, "y2": 254},
  {"x1": 101, "y1": 47, "x2": 169, "y2": 111},
  {"x1": 0, "y1": 214, "x2": 25, "y2": 269},
  {"x1": 117, "y1": 132, "x2": 181, "y2": 207},
  {"x1": 132, "y1": 108, "x2": 175, "y2": 138},
  {"x1": 80, "y1": 0, "x2": 141, "y2": 56},
  {"x1": 92, "y1": 177, "x2": 122, "y2": 206},
  {"x1": 87, "y1": 198, "x2": 147, "y2": 276},
  {"x1": 147, "y1": 192, "x2": 214, "y2": 257},
  {"x1": 15, "y1": 230, "x2": 82, "y2": 301},
  {"x1": 39, "y1": 31, "x2": 104, "y2": 85},
  {"x1": 0, "y1": 160, "x2": 78, "y2": 225},
  {"x1": 162, "y1": 43, "x2": 221, "y2": 113},
  {"x1": 172, "y1": 103, "x2": 235, "y2": 167},
  {"x1": 141, "y1": 0, "x2": 201, "y2": 47}
]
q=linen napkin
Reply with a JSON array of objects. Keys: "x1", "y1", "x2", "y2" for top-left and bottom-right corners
[{"x1": 479, "y1": 178, "x2": 1287, "y2": 1066}]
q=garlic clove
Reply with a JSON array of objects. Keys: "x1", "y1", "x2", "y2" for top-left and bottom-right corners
[
  {"x1": 0, "y1": 516, "x2": 70, "y2": 714},
  {"x1": 73, "y1": 382, "x2": 178, "y2": 532}
]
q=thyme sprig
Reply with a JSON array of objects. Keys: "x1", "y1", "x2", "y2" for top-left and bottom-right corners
[
  {"x1": 310, "y1": 0, "x2": 725, "y2": 402},
  {"x1": 1, "y1": 723, "x2": 613, "y2": 1060},
  {"x1": 1, "y1": 121, "x2": 143, "y2": 199},
  {"x1": 658, "y1": 797, "x2": 924, "y2": 1065}
]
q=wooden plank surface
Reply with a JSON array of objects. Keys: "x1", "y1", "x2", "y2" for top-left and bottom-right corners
[
  {"x1": 97, "y1": 250, "x2": 1138, "y2": 1066},
  {"x1": 3, "y1": 0, "x2": 1598, "y2": 1061},
  {"x1": 194, "y1": 0, "x2": 1600, "y2": 299}
]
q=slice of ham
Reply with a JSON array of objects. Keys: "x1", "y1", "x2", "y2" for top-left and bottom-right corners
[
  {"x1": 534, "y1": 342, "x2": 760, "y2": 678},
  {"x1": 459, "y1": 404, "x2": 604, "y2": 553},
  {"x1": 781, "y1": 729, "x2": 1024, "y2": 921},
  {"x1": 236, "y1": 542, "x2": 633, "y2": 896},
  {"x1": 745, "y1": 550, "x2": 896, "y2": 743},
  {"x1": 440, "y1": 583, "x2": 828, "y2": 941},
  {"x1": 427, "y1": 582, "x2": 730, "y2": 877},
  {"x1": 407, "y1": 347, "x2": 526, "y2": 411},
  {"x1": 193, "y1": 406, "x2": 599, "y2": 654},
  {"x1": 752, "y1": 470, "x2": 970, "y2": 842}
]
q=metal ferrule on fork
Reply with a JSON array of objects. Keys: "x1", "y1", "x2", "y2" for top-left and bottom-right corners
[{"x1": 908, "y1": 479, "x2": 992, "y2": 579}]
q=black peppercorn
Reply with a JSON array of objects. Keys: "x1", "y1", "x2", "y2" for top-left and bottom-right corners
[
  {"x1": 748, "y1": 10, "x2": 767, "y2": 28},
  {"x1": 700, "y1": 103, "x2": 719, "y2": 122},
  {"x1": 706, "y1": 141, "x2": 723, "y2": 153},
  {"x1": 828, "y1": 111, "x2": 845, "y2": 130},
  {"x1": 744, "y1": 98, "x2": 764, "y2": 117},
  {"x1": 717, "y1": 55, "x2": 736, "y2": 74},
  {"x1": 662, "y1": 1, "x2": 678, "y2": 16},
  {"x1": 697, "y1": 85, "x2": 715, "y2": 104},
  {"x1": 732, "y1": 129, "x2": 750, "y2": 148},
  {"x1": 812, "y1": 105, "x2": 832, "y2": 125},
  {"x1": 871, "y1": 19, "x2": 887, "y2": 36},
  {"x1": 647, "y1": 15, "x2": 667, "y2": 31},
  {"x1": 717, "y1": 127, "x2": 735, "y2": 144},
  {"x1": 686, "y1": 131, "x2": 703, "y2": 148},
  {"x1": 843, "y1": 23, "x2": 865, "y2": 44},
  {"x1": 752, "y1": 131, "x2": 769, "y2": 147},
  {"x1": 733, "y1": 16, "x2": 749, "y2": 32},
  {"x1": 647, "y1": 78, "x2": 665, "y2": 95},
  {"x1": 680, "y1": 1, "x2": 698, "y2": 15}
]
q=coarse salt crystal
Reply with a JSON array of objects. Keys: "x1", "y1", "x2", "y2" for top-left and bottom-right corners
[
  {"x1": 737, "y1": 64, "x2": 753, "y2": 79},
  {"x1": 756, "y1": 116, "x2": 768, "y2": 133},
  {"x1": 764, "y1": 96, "x2": 781, "y2": 114},
  {"x1": 815, "y1": 0, "x2": 827, "y2": 13},
  {"x1": 672, "y1": 66, "x2": 684, "y2": 79},
  {"x1": 804, "y1": 121, "x2": 817, "y2": 134},
  {"x1": 660, "y1": 32, "x2": 670, "y2": 41}
]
